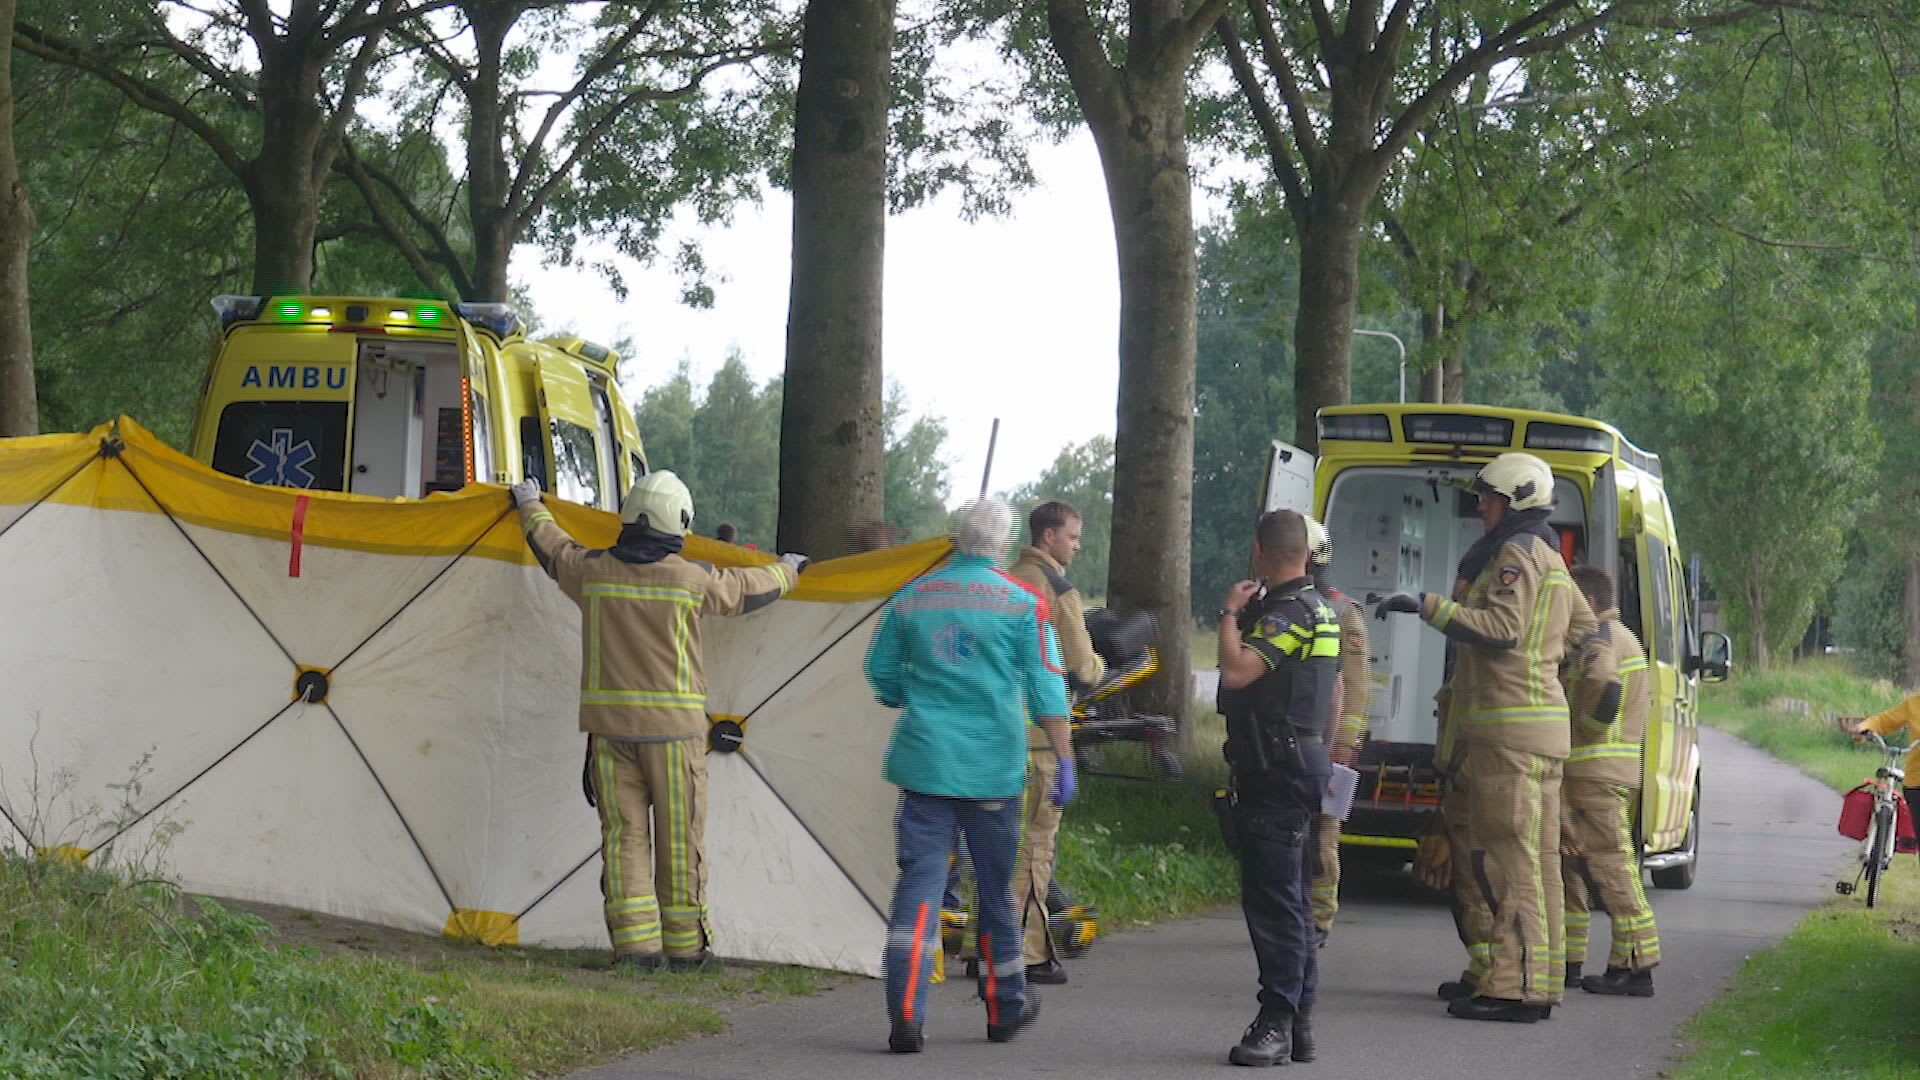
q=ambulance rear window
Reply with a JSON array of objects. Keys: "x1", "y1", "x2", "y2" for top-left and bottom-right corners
[
  {"x1": 550, "y1": 419, "x2": 603, "y2": 509},
  {"x1": 212, "y1": 401, "x2": 347, "y2": 490}
]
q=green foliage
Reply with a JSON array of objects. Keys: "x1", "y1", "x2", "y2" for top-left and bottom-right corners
[
  {"x1": 1055, "y1": 706, "x2": 1233, "y2": 927},
  {"x1": 1675, "y1": 861, "x2": 1920, "y2": 1080},
  {"x1": 1700, "y1": 661, "x2": 1907, "y2": 793},
  {"x1": 1007, "y1": 436, "x2": 1113, "y2": 597},
  {"x1": 632, "y1": 353, "x2": 781, "y2": 545},
  {"x1": 0, "y1": 857, "x2": 507, "y2": 1078},
  {"x1": 1680, "y1": 663, "x2": 1920, "y2": 1080},
  {"x1": 633, "y1": 363, "x2": 951, "y2": 548},
  {"x1": 17, "y1": 47, "x2": 440, "y2": 444},
  {"x1": 882, "y1": 382, "x2": 953, "y2": 544}
]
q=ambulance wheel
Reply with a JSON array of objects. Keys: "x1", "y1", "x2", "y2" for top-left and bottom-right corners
[
  {"x1": 1650, "y1": 780, "x2": 1700, "y2": 891},
  {"x1": 1149, "y1": 746, "x2": 1184, "y2": 781}
]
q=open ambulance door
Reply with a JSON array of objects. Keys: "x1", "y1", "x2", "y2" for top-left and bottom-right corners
[
  {"x1": 1256, "y1": 439, "x2": 1316, "y2": 573},
  {"x1": 531, "y1": 358, "x2": 611, "y2": 512},
  {"x1": 1260, "y1": 439, "x2": 1315, "y2": 515},
  {"x1": 1589, "y1": 460, "x2": 1619, "y2": 585}
]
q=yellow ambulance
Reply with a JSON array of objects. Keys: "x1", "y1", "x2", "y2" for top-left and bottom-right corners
[
  {"x1": 187, "y1": 296, "x2": 645, "y2": 510},
  {"x1": 1261, "y1": 404, "x2": 1731, "y2": 889}
]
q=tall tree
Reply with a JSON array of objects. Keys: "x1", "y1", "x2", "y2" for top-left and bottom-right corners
[
  {"x1": 0, "y1": 0, "x2": 33, "y2": 436},
  {"x1": 17, "y1": 54, "x2": 429, "y2": 443},
  {"x1": 1209, "y1": 1, "x2": 1791, "y2": 450},
  {"x1": 1039, "y1": 0, "x2": 1229, "y2": 725},
  {"x1": 343, "y1": 0, "x2": 793, "y2": 302},
  {"x1": 777, "y1": 0, "x2": 893, "y2": 558},
  {"x1": 17, "y1": 0, "x2": 429, "y2": 292}
]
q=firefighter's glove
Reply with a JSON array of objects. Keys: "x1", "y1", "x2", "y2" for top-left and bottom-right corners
[
  {"x1": 1053, "y1": 761, "x2": 1080, "y2": 810},
  {"x1": 779, "y1": 551, "x2": 811, "y2": 575},
  {"x1": 510, "y1": 478, "x2": 543, "y2": 508},
  {"x1": 1375, "y1": 593, "x2": 1421, "y2": 618}
]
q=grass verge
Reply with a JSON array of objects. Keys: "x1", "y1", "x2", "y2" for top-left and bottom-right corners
[
  {"x1": 1056, "y1": 701, "x2": 1237, "y2": 927},
  {"x1": 0, "y1": 852, "x2": 833, "y2": 1079},
  {"x1": 1673, "y1": 662, "x2": 1919, "y2": 1079}
]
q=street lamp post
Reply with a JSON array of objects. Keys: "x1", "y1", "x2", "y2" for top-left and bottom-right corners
[{"x1": 1353, "y1": 328, "x2": 1408, "y2": 403}]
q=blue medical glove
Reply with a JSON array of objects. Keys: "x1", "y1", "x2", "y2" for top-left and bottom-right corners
[{"x1": 1054, "y1": 761, "x2": 1079, "y2": 810}]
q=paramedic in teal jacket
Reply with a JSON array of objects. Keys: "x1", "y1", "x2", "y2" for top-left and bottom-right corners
[{"x1": 866, "y1": 496, "x2": 1076, "y2": 1054}]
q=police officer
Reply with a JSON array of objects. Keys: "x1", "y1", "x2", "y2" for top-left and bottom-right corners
[
  {"x1": 512, "y1": 471, "x2": 803, "y2": 971},
  {"x1": 1301, "y1": 515, "x2": 1369, "y2": 949},
  {"x1": 1217, "y1": 509, "x2": 1340, "y2": 1065},
  {"x1": 1378, "y1": 453, "x2": 1611, "y2": 1022}
]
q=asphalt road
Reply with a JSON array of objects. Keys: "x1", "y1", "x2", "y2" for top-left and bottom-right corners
[{"x1": 573, "y1": 725, "x2": 1850, "y2": 1080}]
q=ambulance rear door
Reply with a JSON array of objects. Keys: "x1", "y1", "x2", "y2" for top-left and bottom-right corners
[
  {"x1": 1260, "y1": 439, "x2": 1316, "y2": 515},
  {"x1": 533, "y1": 357, "x2": 612, "y2": 512}
]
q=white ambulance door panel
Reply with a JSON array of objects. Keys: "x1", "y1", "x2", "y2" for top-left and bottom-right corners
[
  {"x1": 349, "y1": 340, "x2": 421, "y2": 499},
  {"x1": 1261, "y1": 439, "x2": 1316, "y2": 515}
]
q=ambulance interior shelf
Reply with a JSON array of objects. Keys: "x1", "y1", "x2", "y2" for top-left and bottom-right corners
[{"x1": 1321, "y1": 466, "x2": 1586, "y2": 767}]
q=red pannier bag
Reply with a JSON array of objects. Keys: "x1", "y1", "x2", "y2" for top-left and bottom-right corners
[
  {"x1": 1837, "y1": 785, "x2": 1920, "y2": 852},
  {"x1": 1839, "y1": 785, "x2": 1874, "y2": 839}
]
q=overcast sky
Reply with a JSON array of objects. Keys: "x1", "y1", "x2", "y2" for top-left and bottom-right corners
[{"x1": 517, "y1": 132, "x2": 1125, "y2": 504}]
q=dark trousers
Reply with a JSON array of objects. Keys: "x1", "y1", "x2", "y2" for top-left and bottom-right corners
[{"x1": 1236, "y1": 741, "x2": 1330, "y2": 1018}]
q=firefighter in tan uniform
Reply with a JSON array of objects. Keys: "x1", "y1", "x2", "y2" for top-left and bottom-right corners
[
  {"x1": 1005, "y1": 500, "x2": 1102, "y2": 985},
  {"x1": 1561, "y1": 563, "x2": 1660, "y2": 996},
  {"x1": 1377, "y1": 453, "x2": 1612, "y2": 1022},
  {"x1": 1301, "y1": 515, "x2": 1369, "y2": 947},
  {"x1": 511, "y1": 471, "x2": 801, "y2": 972},
  {"x1": 1428, "y1": 571, "x2": 1495, "y2": 1001}
]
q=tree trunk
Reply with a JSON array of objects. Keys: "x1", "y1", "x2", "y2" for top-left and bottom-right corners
[
  {"x1": 0, "y1": 0, "x2": 35, "y2": 437},
  {"x1": 245, "y1": 50, "x2": 327, "y2": 293},
  {"x1": 1904, "y1": 554, "x2": 1920, "y2": 690},
  {"x1": 1084, "y1": 77, "x2": 1196, "y2": 732},
  {"x1": 466, "y1": 3, "x2": 515, "y2": 302},
  {"x1": 1417, "y1": 308, "x2": 1442, "y2": 403},
  {"x1": 777, "y1": 0, "x2": 893, "y2": 557},
  {"x1": 1292, "y1": 204, "x2": 1364, "y2": 452},
  {"x1": 1441, "y1": 345, "x2": 1466, "y2": 402}
]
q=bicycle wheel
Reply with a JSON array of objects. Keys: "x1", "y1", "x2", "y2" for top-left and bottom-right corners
[{"x1": 1867, "y1": 804, "x2": 1895, "y2": 909}]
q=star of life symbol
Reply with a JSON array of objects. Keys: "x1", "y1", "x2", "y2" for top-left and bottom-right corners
[
  {"x1": 244, "y1": 428, "x2": 318, "y2": 488},
  {"x1": 936, "y1": 624, "x2": 977, "y2": 667}
]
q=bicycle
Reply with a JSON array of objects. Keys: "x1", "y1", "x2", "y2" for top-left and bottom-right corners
[{"x1": 1835, "y1": 729, "x2": 1917, "y2": 909}]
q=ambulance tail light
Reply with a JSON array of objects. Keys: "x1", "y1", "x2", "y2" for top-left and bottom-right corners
[
  {"x1": 454, "y1": 302, "x2": 523, "y2": 339},
  {"x1": 1318, "y1": 413, "x2": 1392, "y2": 442},
  {"x1": 211, "y1": 295, "x2": 265, "y2": 328},
  {"x1": 1525, "y1": 422, "x2": 1613, "y2": 453}
]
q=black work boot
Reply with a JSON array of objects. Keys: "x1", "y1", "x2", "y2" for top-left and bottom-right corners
[
  {"x1": 1582, "y1": 966, "x2": 1655, "y2": 997},
  {"x1": 1228, "y1": 1014, "x2": 1292, "y2": 1067},
  {"x1": 888, "y1": 1018, "x2": 924, "y2": 1054},
  {"x1": 621, "y1": 952, "x2": 668, "y2": 974},
  {"x1": 1436, "y1": 978, "x2": 1477, "y2": 1001},
  {"x1": 1563, "y1": 962, "x2": 1583, "y2": 988},
  {"x1": 1026, "y1": 958, "x2": 1069, "y2": 985},
  {"x1": 1290, "y1": 1012, "x2": 1316, "y2": 1063},
  {"x1": 667, "y1": 950, "x2": 718, "y2": 973},
  {"x1": 986, "y1": 994, "x2": 1041, "y2": 1043},
  {"x1": 1446, "y1": 996, "x2": 1543, "y2": 1023}
]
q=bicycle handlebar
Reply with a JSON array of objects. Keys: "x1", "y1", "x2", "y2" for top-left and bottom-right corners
[{"x1": 1860, "y1": 730, "x2": 1920, "y2": 758}]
